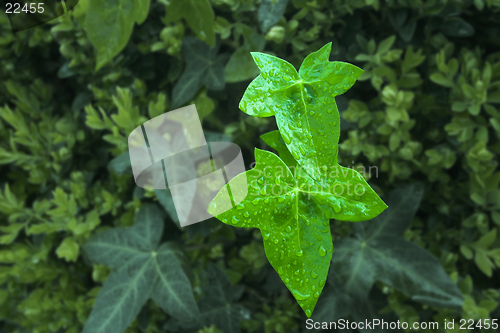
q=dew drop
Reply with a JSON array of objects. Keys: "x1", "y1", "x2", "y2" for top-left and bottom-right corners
[
  {"x1": 296, "y1": 249, "x2": 303, "y2": 257},
  {"x1": 299, "y1": 145, "x2": 306, "y2": 156},
  {"x1": 318, "y1": 246, "x2": 327, "y2": 257},
  {"x1": 309, "y1": 111, "x2": 315, "y2": 116},
  {"x1": 278, "y1": 196, "x2": 285, "y2": 203},
  {"x1": 236, "y1": 205, "x2": 244, "y2": 210},
  {"x1": 294, "y1": 291, "x2": 311, "y2": 301},
  {"x1": 319, "y1": 280, "x2": 325, "y2": 287},
  {"x1": 306, "y1": 310, "x2": 312, "y2": 317},
  {"x1": 252, "y1": 198, "x2": 259, "y2": 205},
  {"x1": 333, "y1": 203, "x2": 341, "y2": 213},
  {"x1": 314, "y1": 292, "x2": 320, "y2": 299},
  {"x1": 282, "y1": 131, "x2": 292, "y2": 144},
  {"x1": 244, "y1": 212, "x2": 250, "y2": 218},
  {"x1": 311, "y1": 271, "x2": 318, "y2": 279},
  {"x1": 280, "y1": 251, "x2": 285, "y2": 260},
  {"x1": 231, "y1": 216, "x2": 239, "y2": 224}
]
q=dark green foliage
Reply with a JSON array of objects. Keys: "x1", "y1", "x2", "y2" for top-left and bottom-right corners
[{"x1": 1, "y1": 0, "x2": 500, "y2": 332}]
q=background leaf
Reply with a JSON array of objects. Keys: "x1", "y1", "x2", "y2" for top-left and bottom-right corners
[
  {"x1": 330, "y1": 184, "x2": 464, "y2": 309},
  {"x1": 224, "y1": 24, "x2": 266, "y2": 83},
  {"x1": 171, "y1": 37, "x2": 228, "y2": 108},
  {"x1": 258, "y1": 0, "x2": 289, "y2": 33},
  {"x1": 83, "y1": 205, "x2": 199, "y2": 332},
  {"x1": 166, "y1": 0, "x2": 215, "y2": 46},
  {"x1": 85, "y1": 0, "x2": 150, "y2": 70}
]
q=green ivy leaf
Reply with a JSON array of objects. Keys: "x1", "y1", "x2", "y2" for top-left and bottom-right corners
[
  {"x1": 258, "y1": 0, "x2": 289, "y2": 33},
  {"x1": 85, "y1": 0, "x2": 150, "y2": 71},
  {"x1": 208, "y1": 148, "x2": 387, "y2": 317},
  {"x1": 83, "y1": 204, "x2": 198, "y2": 333},
  {"x1": 166, "y1": 0, "x2": 215, "y2": 47},
  {"x1": 240, "y1": 43, "x2": 363, "y2": 179},
  {"x1": 171, "y1": 37, "x2": 228, "y2": 109},
  {"x1": 224, "y1": 24, "x2": 266, "y2": 83},
  {"x1": 330, "y1": 184, "x2": 464, "y2": 309}
]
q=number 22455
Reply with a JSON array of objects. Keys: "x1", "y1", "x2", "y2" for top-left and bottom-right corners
[{"x1": 6, "y1": 3, "x2": 45, "y2": 14}]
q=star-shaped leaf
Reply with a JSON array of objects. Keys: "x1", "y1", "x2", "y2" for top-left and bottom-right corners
[
  {"x1": 208, "y1": 148, "x2": 387, "y2": 317},
  {"x1": 210, "y1": 44, "x2": 386, "y2": 318},
  {"x1": 171, "y1": 37, "x2": 228, "y2": 109},
  {"x1": 83, "y1": 204, "x2": 199, "y2": 333},
  {"x1": 240, "y1": 43, "x2": 363, "y2": 179},
  {"x1": 329, "y1": 184, "x2": 464, "y2": 309}
]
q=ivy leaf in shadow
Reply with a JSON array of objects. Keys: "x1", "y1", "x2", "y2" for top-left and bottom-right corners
[
  {"x1": 171, "y1": 37, "x2": 229, "y2": 109},
  {"x1": 329, "y1": 183, "x2": 464, "y2": 309}
]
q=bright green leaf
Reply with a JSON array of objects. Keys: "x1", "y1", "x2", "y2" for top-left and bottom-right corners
[
  {"x1": 241, "y1": 43, "x2": 363, "y2": 178},
  {"x1": 208, "y1": 149, "x2": 386, "y2": 317}
]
